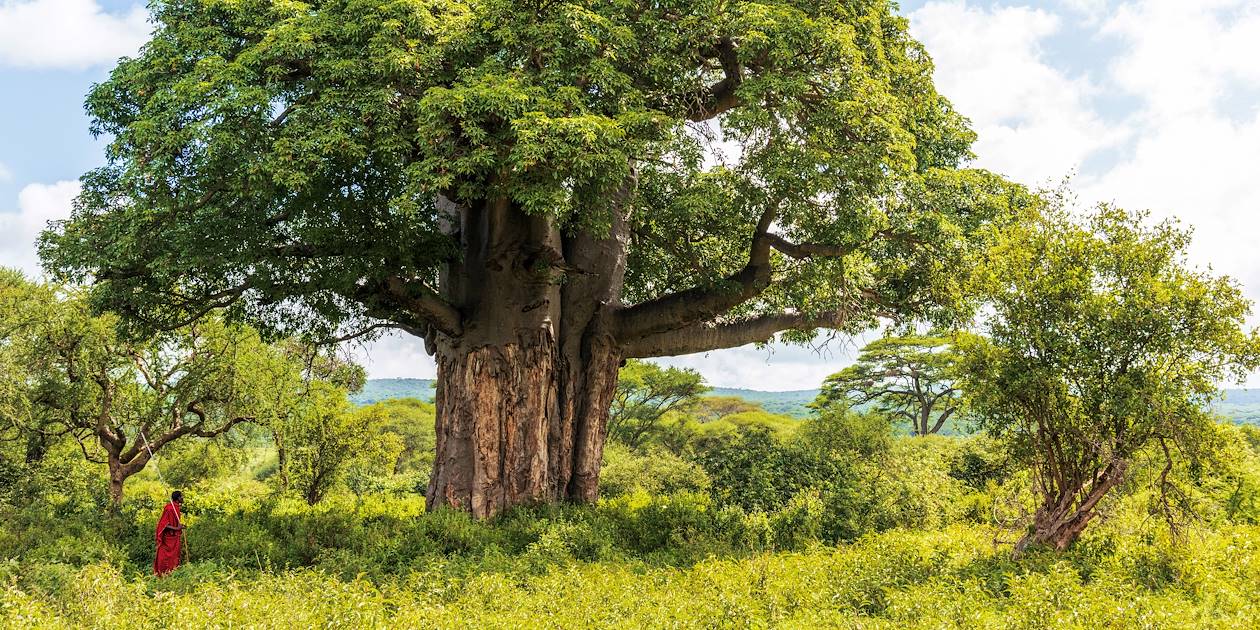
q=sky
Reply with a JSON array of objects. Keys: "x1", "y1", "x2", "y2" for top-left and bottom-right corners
[{"x1": 1, "y1": 0, "x2": 1258, "y2": 390}]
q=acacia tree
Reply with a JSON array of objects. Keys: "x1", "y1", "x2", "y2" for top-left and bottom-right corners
[
  {"x1": 41, "y1": 0, "x2": 1031, "y2": 516},
  {"x1": 957, "y1": 206, "x2": 1260, "y2": 552},
  {"x1": 0, "y1": 275, "x2": 299, "y2": 507},
  {"x1": 609, "y1": 360, "x2": 707, "y2": 448},
  {"x1": 814, "y1": 334, "x2": 961, "y2": 436}
]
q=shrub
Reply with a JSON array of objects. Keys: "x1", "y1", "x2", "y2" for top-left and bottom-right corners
[{"x1": 599, "y1": 442, "x2": 709, "y2": 498}]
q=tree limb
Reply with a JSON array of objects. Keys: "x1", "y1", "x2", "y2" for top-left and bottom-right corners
[
  {"x1": 685, "y1": 38, "x2": 744, "y2": 122},
  {"x1": 763, "y1": 233, "x2": 850, "y2": 259},
  {"x1": 616, "y1": 207, "x2": 777, "y2": 340},
  {"x1": 622, "y1": 308, "x2": 850, "y2": 358}
]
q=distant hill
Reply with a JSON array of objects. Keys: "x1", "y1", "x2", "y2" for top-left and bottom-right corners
[
  {"x1": 351, "y1": 378, "x2": 436, "y2": 405},
  {"x1": 351, "y1": 379, "x2": 820, "y2": 416},
  {"x1": 1212, "y1": 389, "x2": 1260, "y2": 427},
  {"x1": 351, "y1": 379, "x2": 1260, "y2": 426},
  {"x1": 706, "y1": 387, "x2": 819, "y2": 418}
]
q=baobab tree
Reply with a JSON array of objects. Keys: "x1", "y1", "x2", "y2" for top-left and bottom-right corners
[{"x1": 41, "y1": 0, "x2": 1032, "y2": 516}]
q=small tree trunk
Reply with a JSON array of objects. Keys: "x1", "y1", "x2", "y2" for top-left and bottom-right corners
[
  {"x1": 304, "y1": 478, "x2": 323, "y2": 505},
  {"x1": 1016, "y1": 460, "x2": 1128, "y2": 553},
  {"x1": 107, "y1": 455, "x2": 127, "y2": 511},
  {"x1": 1016, "y1": 502, "x2": 1096, "y2": 552}
]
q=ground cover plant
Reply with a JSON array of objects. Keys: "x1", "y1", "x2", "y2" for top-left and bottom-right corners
[{"x1": 4, "y1": 391, "x2": 1260, "y2": 627}]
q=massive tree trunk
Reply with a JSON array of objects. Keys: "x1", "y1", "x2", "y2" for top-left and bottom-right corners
[
  {"x1": 423, "y1": 189, "x2": 630, "y2": 518},
  {"x1": 427, "y1": 329, "x2": 622, "y2": 516},
  {"x1": 417, "y1": 172, "x2": 857, "y2": 517}
]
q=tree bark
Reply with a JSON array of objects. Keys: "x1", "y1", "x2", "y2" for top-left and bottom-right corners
[
  {"x1": 105, "y1": 450, "x2": 143, "y2": 511},
  {"x1": 108, "y1": 464, "x2": 126, "y2": 510},
  {"x1": 426, "y1": 329, "x2": 621, "y2": 517},
  {"x1": 1015, "y1": 459, "x2": 1128, "y2": 553},
  {"x1": 423, "y1": 189, "x2": 629, "y2": 518}
]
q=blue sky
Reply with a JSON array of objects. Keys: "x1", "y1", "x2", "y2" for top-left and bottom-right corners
[{"x1": 2, "y1": 0, "x2": 1259, "y2": 389}]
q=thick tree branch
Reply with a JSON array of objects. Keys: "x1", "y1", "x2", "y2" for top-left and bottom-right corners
[
  {"x1": 356, "y1": 275, "x2": 463, "y2": 339},
  {"x1": 763, "y1": 233, "x2": 850, "y2": 259},
  {"x1": 685, "y1": 39, "x2": 744, "y2": 122},
  {"x1": 382, "y1": 276, "x2": 464, "y2": 337},
  {"x1": 143, "y1": 404, "x2": 252, "y2": 454},
  {"x1": 929, "y1": 406, "x2": 956, "y2": 435},
  {"x1": 622, "y1": 308, "x2": 850, "y2": 358},
  {"x1": 615, "y1": 198, "x2": 856, "y2": 344},
  {"x1": 616, "y1": 207, "x2": 777, "y2": 340}
]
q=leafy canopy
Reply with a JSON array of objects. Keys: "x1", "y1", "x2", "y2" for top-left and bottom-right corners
[
  {"x1": 42, "y1": 0, "x2": 1029, "y2": 344},
  {"x1": 0, "y1": 270, "x2": 303, "y2": 502},
  {"x1": 814, "y1": 333, "x2": 962, "y2": 435},
  {"x1": 958, "y1": 204, "x2": 1260, "y2": 543},
  {"x1": 609, "y1": 360, "x2": 708, "y2": 448}
]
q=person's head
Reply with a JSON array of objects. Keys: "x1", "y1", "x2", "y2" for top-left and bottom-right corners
[{"x1": 171, "y1": 490, "x2": 183, "y2": 505}]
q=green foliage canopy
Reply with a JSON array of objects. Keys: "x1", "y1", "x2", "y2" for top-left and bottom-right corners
[
  {"x1": 0, "y1": 271, "x2": 302, "y2": 505},
  {"x1": 41, "y1": 0, "x2": 1030, "y2": 350},
  {"x1": 815, "y1": 333, "x2": 962, "y2": 435},
  {"x1": 958, "y1": 205, "x2": 1260, "y2": 550},
  {"x1": 609, "y1": 360, "x2": 708, "y2": 448}
]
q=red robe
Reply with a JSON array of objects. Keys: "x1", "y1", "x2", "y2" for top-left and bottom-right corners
[{"x1": 153, "y1": 501, "x2": 182, "y2": 575}]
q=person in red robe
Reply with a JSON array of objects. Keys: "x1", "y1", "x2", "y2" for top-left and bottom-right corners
[{"x1": 153, "y1": 490, "x2": 185, "y2": 576}]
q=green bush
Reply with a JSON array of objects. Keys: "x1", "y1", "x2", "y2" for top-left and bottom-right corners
[
  {"x1": 6, "y1": 402, "x2": 1260, "y2": 628},
  {"x1": 599, "y1": 442, "x2": 710, "y2": 498}
]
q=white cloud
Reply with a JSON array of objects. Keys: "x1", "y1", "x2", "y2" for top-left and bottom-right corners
[
  {"x1": 1077, "y1": 0, "x2": 1260, "y2": 327},
  {"x1": 1064, "y1": 0, "x2": 1108, "y2": 14},
  {"x1": 0, "y1": 162, "x2": 12, "y2": 182},
  {"x1": 909, "y1": 2, "x2": 1127, "y2": 186},
  {"x1": 0, "y1": 0, "x2": 149, "y2": 69},
  {"x1": 1078, "y1": 113, "x2": 1260, "y2": 299},
  {"x1": 905, "y1": 1, "x2": 1260, "y2": 386},
  {"x1": 0, "y1": 180, "x2": 78, "y2": 277},
  {"x1": 349, "y1": 332, "x2": 438, "y2": 380},
  {"x1": 651, "y1": 334, "x2": 871, "y2": 391},
  {"x1": 1101, "y1": 0, "x2": 1260, "y2": 119}
]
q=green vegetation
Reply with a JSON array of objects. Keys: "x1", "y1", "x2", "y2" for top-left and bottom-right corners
[
  {"x1": 959, "y1": 205, "x2": 1260, "y2": 551},
  {"x1": 4, "y1": 408, "x2": 1260, "y2": 627},
  {"x1": 816, "y1": 334, "x2": 963, "y2": 435},
  {"x1": 6, "y1": 0, "x2": 1260, "y2": 626},
  {"x1": 352, "y1": 377, "x2": 823, "y2": 418},
  {"x1": 40, "y1": 0, "x2": 1032, "y2": 515},
  {"x1": 352, "y1": 378, "x2": 1260, "y2": 426}
]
